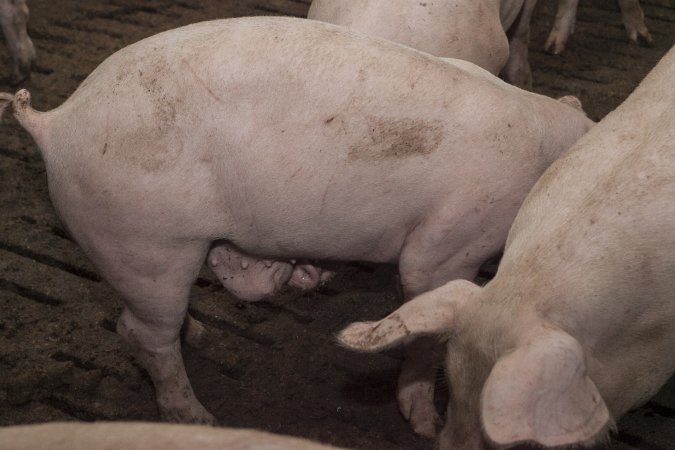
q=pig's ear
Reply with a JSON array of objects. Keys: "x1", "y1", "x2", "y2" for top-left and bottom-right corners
[
  {"x1": 480, "y1": 328, "x2": 612, "y2": 448},
  {"x1": 337, "y1": 279, "x2": 479, "y2": 352}
]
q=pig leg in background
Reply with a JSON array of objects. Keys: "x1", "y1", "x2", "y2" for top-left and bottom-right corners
[
  {"x1": 546, "y1": 0, "x2": 652, "y2": 54},
  {"x1": 0, "y1": 0, "x2": 35, "y2": 84},
  {"x1": 181, "y1": 312, "x2": 208, "y2": 349},
  {"x1": 395, "y1": 216, "x2": 496, "y2": 437},
  {"x1": 618, "y1": 0, "x2": 652, "y2": 45},
  {"x1": 544, "y1": 0, "x2": 579, "y2": 54},
  {"x1": 501, "y1": 0, "x2": 537, "y2": 89},
  {"x1": 90, "y1": 240, "x2": 215, "y2": 424}
]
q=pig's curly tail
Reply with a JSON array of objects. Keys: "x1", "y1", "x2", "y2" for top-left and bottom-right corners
[{"x1": 0, "y1": 89, "x2": 35, "y2": 123}]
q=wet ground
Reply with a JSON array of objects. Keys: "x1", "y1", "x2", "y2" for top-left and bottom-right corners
[{"x1": 0, "y1": 1, "x2": 674, "y2": 449}]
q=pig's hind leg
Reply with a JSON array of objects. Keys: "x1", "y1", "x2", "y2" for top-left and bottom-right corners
[{"x1": 88, "y1": 239, "x2": 215, "y2": 424}]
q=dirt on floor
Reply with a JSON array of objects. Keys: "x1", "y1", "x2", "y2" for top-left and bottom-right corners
[{"x1": 0, "y1": 1, "x2": 674, "y2": 449}]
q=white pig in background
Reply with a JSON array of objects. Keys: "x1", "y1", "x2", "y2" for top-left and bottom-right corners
[
  {"x1": 339, "y1": 45, "x2": 675, "y2": 449},
  {"x1": 0, "y1": 422, "x2": 344, "y2": 450},
  {"x1": 0, "y1": 17, "x2": 593, "y2": 436},
  {"x1": 0, "y1": 0, "x2": 35, "y2": 84},
  {"x1": 308, "y1": 0, "x2": 538, "y2": 89},
  {"x1": 545, "y1": 0, "x2": 652, "y2": 54}
]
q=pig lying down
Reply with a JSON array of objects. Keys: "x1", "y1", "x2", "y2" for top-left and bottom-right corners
[
  {"x1": 545, "y1": 0, "x2": 652, "y2": 54},
  {"x1": 0, "y1": 422, "x2": 344, "y2": 450},
  {"x1": 0, "y1": 17, "x2": 592, "y2": 436},
  {"x1": 0, "y1": 0, "x2": 34, "y2": 84},
  {"x1": 339, "y1": 45, "x2": 675, "y2": 449},
  {"x1": 308, "y1": 0, "x2": 538, "y2": 89}
]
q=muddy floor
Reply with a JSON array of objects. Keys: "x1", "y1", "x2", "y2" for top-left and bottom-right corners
[{"x1": 0, "y1": 1, "x2": 674, "y2": 449}]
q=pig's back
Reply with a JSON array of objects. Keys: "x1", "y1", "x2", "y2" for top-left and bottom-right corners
[
  {"x1": 40, "y1": 17, "x2": 561, "y2": 261},
  {"x1": 500, "y1": 47, "x2": 675, "y2": 333}
]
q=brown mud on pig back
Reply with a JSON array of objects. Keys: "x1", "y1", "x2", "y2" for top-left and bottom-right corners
[{"x1": 347, "y1": 116, "x2": 445, "y2": 161}]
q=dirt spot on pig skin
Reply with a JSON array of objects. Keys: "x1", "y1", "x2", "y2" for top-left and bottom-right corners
[{"x1": 348, "y1": 117, "x2": 444, "y2": 161}]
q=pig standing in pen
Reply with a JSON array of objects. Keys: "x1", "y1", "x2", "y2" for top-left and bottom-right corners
[
  {"x1": 545, "y1": 0, "x2": 652, "y2": 54},
  {"x1": 308, "y1": 0, "x2": 537, "y2": 89},
  {"x1": 0, "y1": 0, "x2": 34, "y2": 84},
  {"x1": 0, "y1": 17, "x2": 593, "y2": 436},
  {"x1": 339, "y1": 45, "x2": 675, "y2": 449}
]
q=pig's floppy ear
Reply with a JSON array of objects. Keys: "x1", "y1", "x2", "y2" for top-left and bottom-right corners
[
  {"x1": 480, "y1": 328, "x2": 612, "y2": 448},
  {"x1": 337, "y1": 279, "x2": 479, "y2": 352}
]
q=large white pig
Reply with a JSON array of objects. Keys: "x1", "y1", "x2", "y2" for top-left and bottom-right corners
[
  {"x1": 339, "y1": 45, "x2": 675, "y2": 448},
  {"x1": 545, "y1": 0, "x2": 652, "y2": 54},
  {"x1": 0, "y1": 0, "x2": 35, "y2": 84},
  {"x1": 308, "y1": 0, "x2": 538, "y2": 89},
  {"x1": 0, "y1": 17, "x2": 592, "y2": 437},
  {"x1": 0, "y1": 422, "x2": 343, "y2": 450}
]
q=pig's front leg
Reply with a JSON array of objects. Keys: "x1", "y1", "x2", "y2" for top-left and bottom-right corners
[
  {"x1": 617, "y1": 0, "x2": 652, "y2": 45},
  {"x1": 0, "y1": 0, "x2": 35, "y2": 84},
  {"x1": 395, "y1": 216, "x2": 495, "y2": 437},
  {"x1": 544, "y1": 0, "x2": 579, "y2": 54}
]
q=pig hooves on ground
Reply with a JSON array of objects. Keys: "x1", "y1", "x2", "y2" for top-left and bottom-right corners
[{"x1": 397, "y1": 382, "x2": 440, "y2": 438}]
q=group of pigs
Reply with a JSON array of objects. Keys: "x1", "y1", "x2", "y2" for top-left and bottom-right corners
[{"x1": 0, "y1": 1, "x2": 672, "y2": 449}]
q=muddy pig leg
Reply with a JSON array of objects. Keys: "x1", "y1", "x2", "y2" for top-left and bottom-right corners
[
  {"x1": 395, "y1": 216, "x2": 495, "y2": 437},
  {"x1": 0, "y1": 0, "x2": 35, "y2": 84},
  {"x1": 89, "y1": 239, "x2": 215, "y2": 424}
]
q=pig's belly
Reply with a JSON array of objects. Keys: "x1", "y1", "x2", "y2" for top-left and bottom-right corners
[{"x1": 223, "y1": 209, "x2": 413, "y2": 264}]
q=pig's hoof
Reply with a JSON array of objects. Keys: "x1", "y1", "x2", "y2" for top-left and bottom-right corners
[
  {"x1": 409, "y1": 406, "x2": 439, "y2": 438},
  {"x1": 544, "y1": 35, "x2": 567, "y2": 55},
  {"x1": 398, "y1": 383, "x2": 439, "y2": 438}
]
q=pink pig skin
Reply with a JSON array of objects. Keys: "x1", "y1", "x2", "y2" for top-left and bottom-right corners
[
  {"x1": 309, "y1": 0, "x2": 538, "y2": 89},
  {"x1": 0, "y1": 17, "x2": 592, "y2": 433},
  {"x1": 338, "y1": 46, "x2": 675, "y2": 449}
]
